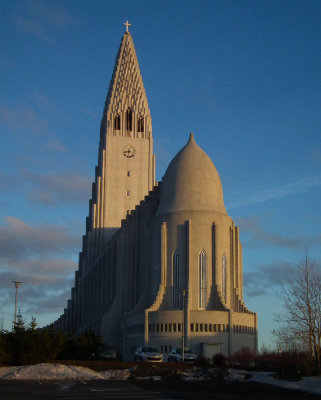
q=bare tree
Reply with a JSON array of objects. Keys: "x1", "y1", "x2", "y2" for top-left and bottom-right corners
[{"x1": 274, "y1": 253, "x2": 321, "y2": 371}]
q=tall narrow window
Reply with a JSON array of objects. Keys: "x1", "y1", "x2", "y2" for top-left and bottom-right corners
[
  {"x1": 126, "y1": 108, "x2": 132, "y2": 131},
  {"x1": 114, "y1": 114, "x2": 120, "y2": 130},
  {"x1": 222, "y1": 254, "x2": 227, "y2": 303},
  {"x1": 173, "y1": 250, "x2": 180, "y2": 308},
  {"x1": 137, "y1": 116, "x2": 144, "y2": 132},
  {"x1": 199, "y1": 250, "x2": 207, "y2": 309}
]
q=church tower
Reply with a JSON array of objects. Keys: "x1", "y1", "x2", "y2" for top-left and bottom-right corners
[
  {"x1": 54, "y1": 26, "x2": 257, "y2": 359},
  {"x1": 87, "y1": 26, "x2": 155, "y2": 251}
]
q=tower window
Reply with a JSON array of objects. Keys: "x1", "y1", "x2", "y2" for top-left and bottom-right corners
[
  {"x1": 126, "y1": 108, "x2": 132, "y2": 131},
  {"x1": 127, "y1": 171, "x2": 131, "y2": 177},
  {"x1": 172, "y1": 250, "x2": 180, "y2": 309},
  {"x1": 114, "y1": 114, "x2": 120, "y2": 130},
  {"x1": 199, "y1": 249, "x2": 207, "y2": 309},
  {"x1": 137, "y1": 116, "x2": 144, "y2": 132},
  {"x1": 126, "y1": 190, "x2": 130, "y2": 197},
  {"x1": 222, "y1": 254, "x2": 227, "y2": 303}
]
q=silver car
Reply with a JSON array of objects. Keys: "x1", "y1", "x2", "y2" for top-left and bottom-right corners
[
  {"x1": 134, "y1": 346, "x2": 163, "y2": 362},
  {"x1": 167, "y1": 348, "x2": 198, "y2": 363}
]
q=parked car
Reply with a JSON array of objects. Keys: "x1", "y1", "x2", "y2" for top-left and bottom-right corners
[
  {"x1": 96, "y1": 345, "x2": 117, "y2": 360},
  {"x1": 134, "y1": 346, "x2": 163, "y2": 362},
  {"x1": 167, "y1": 348, "x2": 198, "y2": 363}
]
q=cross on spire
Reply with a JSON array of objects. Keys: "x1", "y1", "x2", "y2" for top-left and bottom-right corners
[{"x1": 123, "y1": 20, "x2": 131, "y2": 33}]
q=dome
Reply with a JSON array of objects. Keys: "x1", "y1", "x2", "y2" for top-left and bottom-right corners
[{"x1": 157, "y1": 133, "x2": 227, "y2": 215}]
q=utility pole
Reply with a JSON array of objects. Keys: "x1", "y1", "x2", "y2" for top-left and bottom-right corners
[
  {"x1": 182, "y1": 289, "x2": 186, "y2": 362},
  {"x1": 12, "y1": 281, "x2": 21, "y2": 326}
]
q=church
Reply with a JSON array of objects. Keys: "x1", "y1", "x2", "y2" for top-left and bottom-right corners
[{"x1": 53, "y1": 25, "x2": 258, "y2": 361}]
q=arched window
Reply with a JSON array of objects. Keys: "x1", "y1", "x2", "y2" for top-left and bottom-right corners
[
  {"x1": 137, "y1": 116, "x2": 144, "y2": 133},
  {"x1": 114, "y1": 114, "x2": 120, "y2": 130},
  {"x1": 173, "y1": 250, "x2": 180, "y2": 308},
  {"x1": 126, "y1": 108, "x2": 132, "y2": 131},
  {"x1": 222, "y1": 254, "x2": 227, "y2": 303},
  {"x1": 199, "y1": 250, "x2": 207, "y2": 309}
]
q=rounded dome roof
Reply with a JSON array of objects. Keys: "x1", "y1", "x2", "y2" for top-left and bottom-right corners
[{"x1": 157, "y1": 133, "x2": 227, "y2": 215}]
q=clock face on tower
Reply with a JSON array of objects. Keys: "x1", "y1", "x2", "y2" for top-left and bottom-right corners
[{"x1": 123, "y1": 145, "x2": 135, "y2": 158}]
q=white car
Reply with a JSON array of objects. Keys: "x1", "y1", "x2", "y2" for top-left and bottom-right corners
[
  {"x1": 134, "y1": 346, "x2": 163, "y2": 362},
  {"x1": 167, "y1": 348, "x2": 198, "y2": 363}
]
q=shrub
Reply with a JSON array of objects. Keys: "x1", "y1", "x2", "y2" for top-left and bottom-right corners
[{"x1": 212, "y1": 353, "x2": 227, "y2": 368}]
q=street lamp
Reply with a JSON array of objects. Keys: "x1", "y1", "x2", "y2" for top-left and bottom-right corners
[{"x1": 12, "y1": 281, "x2": 21, "y2": 325}]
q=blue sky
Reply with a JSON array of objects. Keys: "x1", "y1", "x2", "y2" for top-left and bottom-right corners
[{"x1": 0, "y1": 0, "x2": 320, "y2": 349}]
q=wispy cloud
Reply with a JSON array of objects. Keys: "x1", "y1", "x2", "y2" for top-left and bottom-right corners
[
  {"x1": 0, "y1": 269, "x2": 74, "y2": 316},
  {"x1": 0, "y1": 169, "x2": 91, "y2": 207},
  {"x1": 244, "y1": 258, "x2": 321, "y2": 297},
  {"x1": 30, "y1": 91, "x2": 55, "y2": 113},
  {"x1": 0, "y1": 216, "x2": 80, "y2": 263},
  {"x1": 228, "y1": 175, "x2": 321, "y2": 209},
  {"x1": 46, "y1": 140, "x2": 68, "y2": 153},
  {"x1": 23, "y1": 171, "x2": 91, "y2": 206},
  {"x1": 244, "y1": 260, "x2": 296, "y2": 297},
  {"x1": 309, "y1": 148, "x2": 321, "y2": 164},
  {"x1": 0, "y1": 215, "x2": 79, "y2": 325},
  {"x1": 237, "y1": 217, "x2": 321, "y2": 250},
  {"x1": 12, "y1": 0, "x2": 78, "y2": 44},
  {"x1": 0, "y1": 103, "x2": 47, "y2": 133}
]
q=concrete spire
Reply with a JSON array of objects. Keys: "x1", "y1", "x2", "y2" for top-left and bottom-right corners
[{"x1": 100, "y1": 30, "x2": 152, "y2": 141}]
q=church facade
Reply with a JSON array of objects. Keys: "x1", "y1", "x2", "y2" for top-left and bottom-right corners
[{"x1": 53, "y1": 29, "x2": 257, "y2": 361}]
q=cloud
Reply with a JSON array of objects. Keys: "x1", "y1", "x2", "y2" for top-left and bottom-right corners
[
  {"x1": 23, "y1": 171, "x2": 91, "y2": 206},
  {"x1": 0, "y1": 103, "x2": 47, "y2": 133},
  {"x1": 309, "y1": 148, "x2": 321, "y2": 164},
  {"x1": 244, "y1": 260, "x2": 296, "y2": 297},
  {"x1": 46, "y1": 140, "x2": 67, "y2": 153},
  {"x1": 0, "y1": 216, "x2": 80, "y2": 263},
  {"x1": 30, "y1": 91, "x2": 55, "y2": 113},
  {"x1": 244, "y1": 258, "x2": 321, "y2": 297},
  {"x1": 12, "y1": 0, "x2": 78, "y2": 44},
  {"x1": 0, "y1": 269, "x2": 74, "y2": 317},
  {"x1": 238, "y1": 217, "x2": 305, "y2": 249},
  {"x1": 0, "y1": 169, "x2": 91, "y2": 207},
  {"x1": 0, "y1": 215, "x2": 80, "y2": 326},
  {"x1": 229, "y1": 174, "x2": 321, "y2": 209},
  {"x1": 0, "y1": 258, "x2": 77, "y2": 277},
  {"x1": 25, "y1": 287, "x2": 72, "y2": 314},
  {"x1": 237, "y1": 217, "x2": 321, "y2": 250}
]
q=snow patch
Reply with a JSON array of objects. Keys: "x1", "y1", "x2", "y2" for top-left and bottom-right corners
[
  {"x1": 0, "y1": 363, "x2": 130, "y2": 381},
  {"x1": 2, "y1": 364, "x2": 321, "y2": 396},
  {"x1": 225, "y1": 369, "x2": 321, "y2": 396}
]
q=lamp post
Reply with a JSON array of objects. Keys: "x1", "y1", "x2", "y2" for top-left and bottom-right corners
[
  {"x1": 12, "y1": 281, "x2": 21, "y2": 325},
  {"x1": 182, "y1": 289, "x2": 186, "y2": 362}
]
